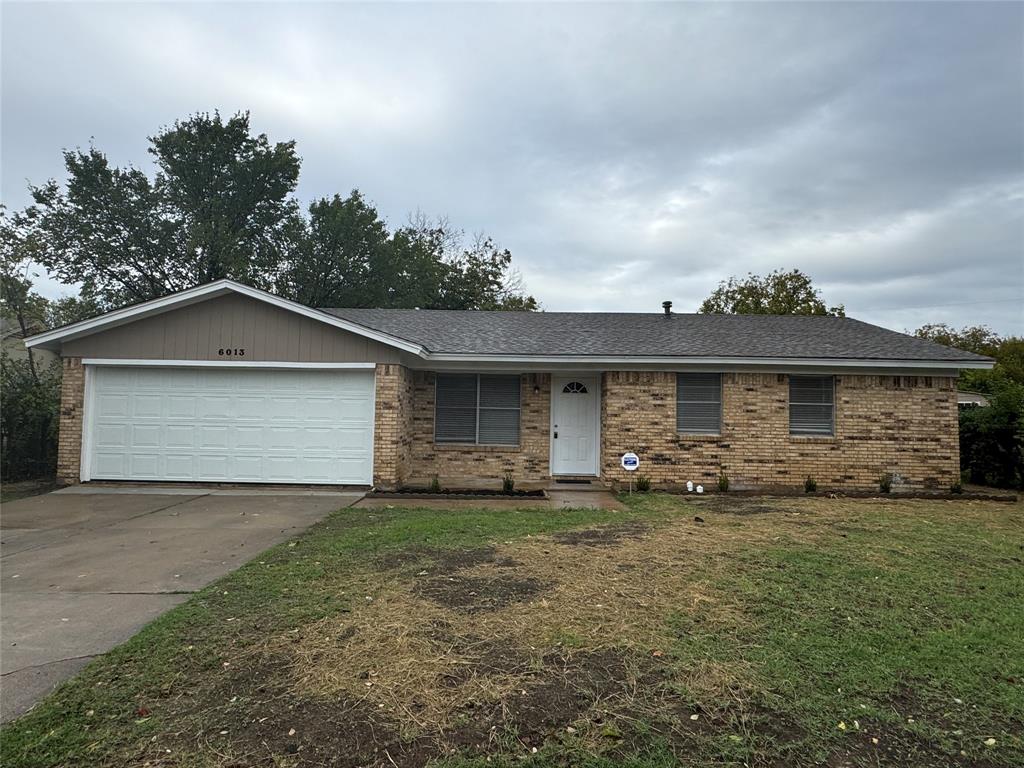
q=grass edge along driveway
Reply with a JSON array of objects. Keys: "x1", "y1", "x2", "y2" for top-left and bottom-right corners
[{"x1": 2, "y1": 494, "x2": 1022, "y2": 767}]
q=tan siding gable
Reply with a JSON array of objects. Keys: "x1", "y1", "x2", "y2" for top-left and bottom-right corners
[{"x1": 61, "y1": 293, "x2": 403, "y2": 363}]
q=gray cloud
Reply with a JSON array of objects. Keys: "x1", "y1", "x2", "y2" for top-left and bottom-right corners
[{"x1": 3, "y1": 1, "x2": 1021, "y2": 333}]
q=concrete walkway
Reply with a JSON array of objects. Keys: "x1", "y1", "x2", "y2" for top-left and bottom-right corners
[{"x1": 0, "y1": 488, "x2": 360, "y2": 723}]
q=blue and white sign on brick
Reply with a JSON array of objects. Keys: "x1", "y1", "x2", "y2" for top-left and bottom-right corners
[{"x1": 620, "y1": 452, "x2": 640, "y2": 471}]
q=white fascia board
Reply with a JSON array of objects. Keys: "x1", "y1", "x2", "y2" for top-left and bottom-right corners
[
  {"x1": 25, "y1": 279, "x2": 425, "y2": 356},
  {"x1": 417, "y1": 354, "x2": 994, "y2": 371},
  {"x1": 81, "y1": 359, "x2": 377, "y2": 369}
]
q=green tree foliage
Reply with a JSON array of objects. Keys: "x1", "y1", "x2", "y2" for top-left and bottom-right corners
[
  {"x1": 27, "y1": 112, "x2": 535, "y2": 312},
  {"x1": 1, "y1": 353, "x2": 61, "y2": 480},
  {"x1": 915, "y1": 323, "x2": 1024, "y2": 489},
  {"x1": 31, "y1": 112, "x2": 302, "y2": 307},
  {"x1": 1, "y1": 209, "x2": 63, "y2": 479},
  {"x1": 699, "y1": 269, "x2": 845, "y2": 316},
  {"x1": 959, "y1": 382, "x2": 1023, "y2": 489},
  {"x1": 280, "y1": 194, "x2": 537, "y2": 310}
]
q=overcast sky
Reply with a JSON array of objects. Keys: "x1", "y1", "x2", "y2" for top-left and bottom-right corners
[{"x1": 3, "y1": 1, "x2": 1022, "y2": 334}]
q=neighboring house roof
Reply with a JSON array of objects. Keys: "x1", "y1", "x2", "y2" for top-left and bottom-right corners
[
  {"x1": 324, "y1": 308, "x2": 991, "y2": 364},
  {"x1": 24, "y1": 279, "x2": 994, "y2": 369},
  {"x1": 1, "y1": 316, "x2": 47, "y2": 341},
  {"x1": 957, "y1": 391, "x2": 991, "y2": 407}
]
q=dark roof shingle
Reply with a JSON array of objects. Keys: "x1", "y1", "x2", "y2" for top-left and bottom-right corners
[{"x1": 322, "y1": 309, "x2": 990, "y2": 363}]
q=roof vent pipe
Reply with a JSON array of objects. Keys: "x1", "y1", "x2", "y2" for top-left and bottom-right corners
[{"x1": 662, "y1": 300, "x2": 672, "y2": 316}]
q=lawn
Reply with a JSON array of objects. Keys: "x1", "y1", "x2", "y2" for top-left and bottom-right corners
[{"x1": 2, "y1": 494, "x2": 1022, "y2": 767}]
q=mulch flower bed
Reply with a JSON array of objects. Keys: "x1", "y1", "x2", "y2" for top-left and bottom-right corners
[{"x1": 369, "y1": 487, "x2": 548, "y2": 500}]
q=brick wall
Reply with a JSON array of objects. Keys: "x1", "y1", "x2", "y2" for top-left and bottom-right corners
[
  {"x1": 601, "y1": 372, "x2": 959, "y2": 491},
  {"x1": 407, "y1": 371, "x2": 551, "y2": 487},
  {"x1": 56, "y1": 357, "x2": 85, "y2": 485},
  {"x1": 373, "y1": 363, "x2": 413, "y2": 488}
]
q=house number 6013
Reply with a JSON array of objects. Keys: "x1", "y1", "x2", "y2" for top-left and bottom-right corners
[{"x1": 218, "y1": 348, "x2": 246, "y2": 357}]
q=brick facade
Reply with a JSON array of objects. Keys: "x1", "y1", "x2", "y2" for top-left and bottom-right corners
[
  {"x1": 372, "y1": 363, "x2": 414, "y2": 489},
  {"x1": 601, "y1": 371, "x2": 959, "y2": 491},
  {"x1": 52, "y1": 359, "x2": 960, "y2": 492},
  {"x1": 406, "y1": 371, "x2": 551, "y2": 486},
  {"x1": 56, "y1": 357, "x2": 85, "y2": 485}
]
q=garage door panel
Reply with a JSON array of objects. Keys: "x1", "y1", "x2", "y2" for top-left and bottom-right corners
[
  {"x1": 231, "y1": 455, "x2": 264, "y2": 480},
  {"x1": 93, "y1": 452, "x2": 127, "y2": 477},
  {"x1": 303, "y1": 428, "x2": 335, "y2": 451},
  {"x1": 165, "y1": 454, "x2": 196, "y2": 478},
  {"x1": 268, "y1": 396, "x2": 300, "y2": 417},
  {"x1": 336, "y1": 457, "x2": 372, "y2": 482},
  {"x1": 233, "y1": 426, "x2": 265, "y2": 450},
  {"x1": 129, "y1": 454, "x2": 160, "y2": 477},
  {"x1": 197, "y1": 396, "x2": 232, "y2": 419},
  {"x1": 131, "y1": 424, "x2": 162, "y2": 448},
  {"x1": 236, "y1": 396, "x2": 267, "y2": 420},
  {"x1": 165, "y1": 425, "x2": 196, "y2": 449},
  {"x1": 94, "y1": 423, "x2": 129, "y2": 448},
  {"x1": 87, "y1": 367, "x2": 374, "y2": 485},
  {"x1": 337, "y1": 427, "x2": 372, "y2": 450},
  {"x1": 197, "y1": 454, "x2": 230, "y2": 480},
  {"x1": 167, "y1": 396, "x2": 197, "y2": 419},
  {"x1": 97, "y1": 394, "x2": 131, "y2": 418},
  {"x1": 132, "y1": 394, "x2": 163, "y2": 418},
  {"x1": 265, "y1": 455, "x2": 302, "y2": 481},
  {"x1": 198, "y1": 425, "x2": 231, "y2": 449}
]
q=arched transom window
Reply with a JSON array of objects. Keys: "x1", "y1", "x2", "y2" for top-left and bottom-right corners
[{"x1": 562, "y1": 381, "x2": 588, "y2": 394}]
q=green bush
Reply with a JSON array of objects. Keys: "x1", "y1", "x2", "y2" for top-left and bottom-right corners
[
  {"x1": 949, "y1": 480, "x2": 963, "y2": 494},
  {"x1": 428, "y1": 474, "x2": 441, "y2": 493},
  {"x1": 1, "y1": 353, "x2": 61, "y2": 481},
  {"x1": 959, "y1": 380, "x2": 1023, "y2": 489},
  {"x1": 717, "y1": 472, "x2": 729, "y2": 492},
  {"x1": 634, "y1": 474, "x2": 651, "y2": 492},
  {"x1": 502, "y1": 472, "x2": 514, "y2": 494},
  {"x1": 804, "y1": 476, "x2": 817, "y2": 493},
  {"x1": 879, "y1": 473, "x2": 892, "y2": 494}
]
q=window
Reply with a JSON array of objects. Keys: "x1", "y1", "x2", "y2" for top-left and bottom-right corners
[
  {"x1": 435, "y1": 374, "x2": 521, "y2": 445},
  {"x1": 789, "y1": 375, "x2": 834, "y2": 435},
  {"x1": 562, "y1": 381, "x2": 588, "y2": 394},
  {"x1": 676, "y1": 373, "x2": 722, "y2": 434}
]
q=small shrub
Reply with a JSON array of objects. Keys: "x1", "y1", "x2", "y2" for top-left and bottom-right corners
[
  {"x1": 634, "y1": 474, "x2": 651, "y2": 492},
  {"x1": 717, "y1": 473, "x2": 729, "y2": 492},
  {"x1": 804, "y1": 476, "x2": 817, "y2": 493},
  {"x1": 950, "y1": 480, "x2": 963, "y2": 494},
  {"x1": 879, "y1": 473, "x2": 892, "y2": 494},
  {"x1": 428, "y1": 474, "x2": 441, "y2": 493},
  {"x1": 502, "y1": 472, "x2": 515, "y2": 494}
]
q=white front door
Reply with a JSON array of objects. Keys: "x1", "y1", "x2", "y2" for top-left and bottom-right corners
[{"x1": 550, "y1": 375, "x2": 600, "y2": 476}]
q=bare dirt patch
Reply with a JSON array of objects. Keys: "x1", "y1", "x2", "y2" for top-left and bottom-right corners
[
  {"x1": 826, "y1": 719, "x2": 1003, "y2": 768},
  {"x1": 414, "y1": 573, "x2": 550, "y2": 613},
  {"x1": 551, "y1": 520, "x2": 650, "y2": 546},
  {"x1": 689, "y1": 497, "x2": 785, "y2": 516}
]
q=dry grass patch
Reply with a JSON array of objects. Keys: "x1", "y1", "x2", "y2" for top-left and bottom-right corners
[{"x1": 273, "y1": 499, "x2": 872, "y2": 737}]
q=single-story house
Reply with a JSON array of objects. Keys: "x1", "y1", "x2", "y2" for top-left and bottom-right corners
[{"x1": 26, "y1": 279, "x2": 993, "y2": 491}]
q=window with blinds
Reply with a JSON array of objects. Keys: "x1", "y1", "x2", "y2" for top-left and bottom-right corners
[
  {"x1": 789, "y1": 375, "x2": 835, "y2": 435},
  {"x1": 676, "y1": 373, "x2": 722, "y2": 434},
  {"x1": 435, "y1": 374, "x2": 521, "y2": 445}
]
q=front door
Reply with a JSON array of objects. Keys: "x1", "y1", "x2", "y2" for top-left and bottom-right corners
[{"x1": 550, "y1": 375, "x2": 600, "y2": 476}]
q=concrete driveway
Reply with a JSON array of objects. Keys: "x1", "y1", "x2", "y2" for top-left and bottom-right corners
[{"x1": 0, "y1": 487, "x2": 361, "y2": 723}]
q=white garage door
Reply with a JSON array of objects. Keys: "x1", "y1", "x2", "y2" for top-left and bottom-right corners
[{"x1": 86, "y1": 367, "x2": 375, "y2": 485}]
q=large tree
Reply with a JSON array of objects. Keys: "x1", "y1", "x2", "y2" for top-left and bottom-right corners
[
  {"x1": 31, "y1": 112, "x2": 302, "y2": 308},
  {"x1": 699, "y1": 269, "x2": 845, "y2": 316},
  {"x1": 27, "y1": 112, "x2": 536, "y2": 312},
  {"x1": 914, "y1": 322, "x2": 1023, "y2": 490},
  {"x1": 280, "y1": 194, "x2": 537, "y2": 310}
]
